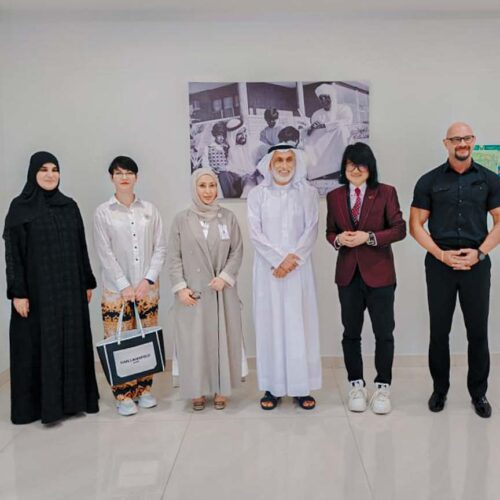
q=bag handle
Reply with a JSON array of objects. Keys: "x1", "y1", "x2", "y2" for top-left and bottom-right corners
[
  {"x1": 116, "y1": 303, "x2": 125, "y2": 345},
  {"x1": 116, "y1": 301, "x2": 145, "y2": 345},
  {"x1": 133, "y1": 301, "x2": 145, "y2": 337}
]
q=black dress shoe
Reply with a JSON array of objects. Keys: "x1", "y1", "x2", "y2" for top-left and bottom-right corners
[
  {"x1": 428, "y1": 392, "x2": 447, "y2": 412},
  {"x1": 471, "y1": 396, "x2": 492, "y2": 418}
]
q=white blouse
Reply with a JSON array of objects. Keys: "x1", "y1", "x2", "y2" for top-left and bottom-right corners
[
  {"x1": 93, "y1": 196, "x2": 166, "y2": 292},
  {"x1": 199, "y1": 219, "x2": 210, "y2": 239}
]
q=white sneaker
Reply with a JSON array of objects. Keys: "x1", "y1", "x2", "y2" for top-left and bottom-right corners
[
  {"x1": 370, "y1": 383, "x2": 392, "y2": 414},
  {"x1": 138, "y1": 392, "x2": 157, "y2": 409},
  {"x1": 117, "y1": 398, "x2": 138, "y2": 416},
  {"x1": 348, "y1": 380, "x2": 368, "y2": 412}
]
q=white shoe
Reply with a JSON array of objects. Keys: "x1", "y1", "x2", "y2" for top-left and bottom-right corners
[
  {"x1": 138, "y1": 392, "x2": 157, "y2": 409},
  {"x1": 370, "y1": 383, "x2": 392, "y2": 414},
  {"x1": 117, "y1": 398, "x2": 138, "y2": 416},
  {"x1": 348, "y1": 380, "x2": 368, "y2": 412}
]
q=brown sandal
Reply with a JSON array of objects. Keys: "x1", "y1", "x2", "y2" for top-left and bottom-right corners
[
  {"x1": 214, "y1": 394, "x2": 226, "y2": 410},
  {"x1": 192, "y1": 396, "x2": 206, "y2": 411}
]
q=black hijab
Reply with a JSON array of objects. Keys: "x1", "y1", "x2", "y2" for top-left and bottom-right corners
[{"x1": 3, "y1": 151, "x2": 73, "y2": 235}]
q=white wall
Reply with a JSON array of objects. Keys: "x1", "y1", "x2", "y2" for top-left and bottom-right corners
[{"x1": 1, "y1": 15, "x2": 499, "y2": 375}]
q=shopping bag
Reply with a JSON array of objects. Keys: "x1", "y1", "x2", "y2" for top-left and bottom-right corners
[{"x1": 96, "y1": 301, "x2": 166, "y2": 386}]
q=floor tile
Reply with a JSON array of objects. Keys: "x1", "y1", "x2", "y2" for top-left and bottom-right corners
[
  {"x1": 0, "y1": 386, "x2": 24, "y2": 452},
  {"x1": 163, "y1": 417, "x2": 373, "y2": 500},
  {"x1": 0, "y1": 421, "x2": 22, "y2": 453},
  {"x1": 0, "y1": 419, "x2": 189, "y2": 500},
  {"x1": 1, "y1": 365, "x2": 500, "y2": 499},
  {"x1": 349, "y1": 414, "x2": 500, "y2": 500}
]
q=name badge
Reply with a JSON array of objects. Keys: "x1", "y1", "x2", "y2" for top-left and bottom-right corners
[{"x1": 218, "y1": 223, "x2": 230, "y2": 240}]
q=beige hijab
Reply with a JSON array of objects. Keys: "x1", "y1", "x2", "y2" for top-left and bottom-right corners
[{"x1": 190, "y1": 167, "x2": 220, "y2": 221}]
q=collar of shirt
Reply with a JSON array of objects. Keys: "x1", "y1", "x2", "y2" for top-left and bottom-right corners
[
  {"x1": 109, "y1": 195, "x2": 144, "y2": 210},
  {"x1": 349, "y1": 182, "x2": 367, "y2": 209},
  {"x1": 349, "y1": 183, "x2": 367, "y2": 197},
  {"x1": 271, "y1": 180, "x2": 293, "y2": 190},
  {"x1": 443, "y1": 160, "x2": 479, "y2": 174}
]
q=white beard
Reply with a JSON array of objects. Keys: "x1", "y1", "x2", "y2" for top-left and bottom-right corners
[{"x1": 272, "y1": 170, "x2": 294, "y2": 185}]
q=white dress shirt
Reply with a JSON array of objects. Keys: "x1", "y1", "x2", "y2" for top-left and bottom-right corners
[{"x1": 94, "y1": 196, "x2": 166, "y2": 292}]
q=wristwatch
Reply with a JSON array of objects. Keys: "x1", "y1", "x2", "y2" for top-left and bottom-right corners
[
  {"x1": 478, "y1": 250, "x2": 487, "y2": 262},
  {"x1": 366, "y1": 231, "x2": 377, "y2": 246}
]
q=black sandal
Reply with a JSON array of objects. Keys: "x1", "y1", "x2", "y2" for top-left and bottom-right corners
[
  {"x1": 260, "y1": 391, "x2": 281, "y2": 410},
  {"x1": 294, "y1": 395, "x2": 316, "y2": 410}
]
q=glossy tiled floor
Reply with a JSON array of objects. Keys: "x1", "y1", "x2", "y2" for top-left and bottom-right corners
[{"x1": 1, "y1": 364, "x2": 500, "y2": 500}]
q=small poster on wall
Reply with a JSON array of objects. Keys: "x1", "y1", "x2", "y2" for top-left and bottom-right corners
[
  {"x1": 189, "y1": 81, "x2": 370, "y2": 198},
  {"x1": 472, "y1": 145, "x2": 500, "y2": 176}
]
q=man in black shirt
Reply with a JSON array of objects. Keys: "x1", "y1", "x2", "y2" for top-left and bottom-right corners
[{"x1": 410, "y1": 122, "x2": 500, "y2": 418}]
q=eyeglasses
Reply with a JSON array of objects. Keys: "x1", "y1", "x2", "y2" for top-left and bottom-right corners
[
  {"x1": 446, "y1": 135, "x2": 475, "y2": 145},
  {"x1": 346, "y1": 164, "x2": 368, "y2": 172},
  {"x1": 113, "y1": 172, "x2": 135, "y2": 178}
]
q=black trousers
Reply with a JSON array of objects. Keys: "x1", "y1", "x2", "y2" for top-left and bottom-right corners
[
  {"x1": 425, "y1": 253, "x2": 491, "y2": 399},
  {"x1": 338, "y1": 269, "x2": 395, "y2": 385}
]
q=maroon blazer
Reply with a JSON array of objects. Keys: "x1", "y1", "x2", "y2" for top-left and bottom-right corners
[{"x1": 326, "y1": 183, "x2": 406, "y2": 287}]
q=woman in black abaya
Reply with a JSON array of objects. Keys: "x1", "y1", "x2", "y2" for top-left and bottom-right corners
[{"x1": 3, "y1": 151, "x2": 99, "y2": 424}]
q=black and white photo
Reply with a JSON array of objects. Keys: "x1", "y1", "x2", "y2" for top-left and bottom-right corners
[{"x1": 189, "y1": 81, "x2": 370, "y2": 197}]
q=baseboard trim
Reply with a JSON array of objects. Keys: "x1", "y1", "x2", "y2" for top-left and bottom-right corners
[
  {"x1": 2, "y1": 353, "x2": 500, "y2": 387},
  {"x1": 0, "y1": 368, "x2": 10, "y2": 388}
]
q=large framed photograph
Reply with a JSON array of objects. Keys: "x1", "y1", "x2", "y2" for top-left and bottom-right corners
[{"x1": 189, "y1": 81, "x2": 370, "y2": 198}]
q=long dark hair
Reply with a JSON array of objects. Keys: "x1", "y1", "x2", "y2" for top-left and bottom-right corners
[{"x1": 339, "y1": 142, "x2": 379, "y2": 188}]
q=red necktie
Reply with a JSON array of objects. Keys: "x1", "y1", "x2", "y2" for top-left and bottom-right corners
[{"x1": 351, "y1": 187, "x2": 361, "y2": 225}]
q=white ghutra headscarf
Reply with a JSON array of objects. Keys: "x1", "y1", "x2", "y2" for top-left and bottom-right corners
[{"x1": 256, "y1": 143, "x2": 309, "y2": 188}]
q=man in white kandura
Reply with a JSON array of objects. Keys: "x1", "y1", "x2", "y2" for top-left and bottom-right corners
[
  {"x1": 305, "y1": 83, "x2": 353, "y2": 180},
  {"x1": 247, "y1": 144, "x2": 321, "y2": 410}
]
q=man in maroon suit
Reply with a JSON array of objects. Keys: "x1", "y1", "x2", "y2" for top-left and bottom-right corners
[{"x1": 326, "y1": 142, "x2": 406, "y2": 414}]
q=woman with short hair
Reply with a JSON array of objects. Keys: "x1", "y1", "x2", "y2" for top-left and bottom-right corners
[{"x1": 94, "y1": 156, "x2": 166, "y2": 416}]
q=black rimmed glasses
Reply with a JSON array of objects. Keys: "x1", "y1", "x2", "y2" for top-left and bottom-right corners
[
  {"x1": 446, "y1": 135, "x2": 475, "y2": 145},
  {"x1": 346, "y1": 164, "x2": 368, "y2": 173},
  {"x1": 113, "y1": 171, "x2": 136, "y2": 178}
]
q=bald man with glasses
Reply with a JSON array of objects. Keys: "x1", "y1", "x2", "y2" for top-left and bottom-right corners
[{"x1": 410, "y1": 122, "x2": 500, "y2": 418}]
